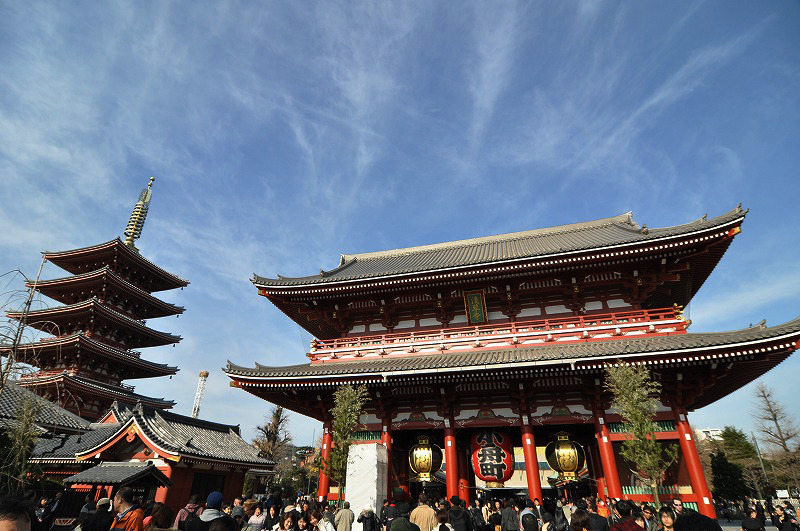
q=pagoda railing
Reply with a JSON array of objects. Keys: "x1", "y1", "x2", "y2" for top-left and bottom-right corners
[{"x1": 310, "y1": 307, "x2": 686, "y2": 360}]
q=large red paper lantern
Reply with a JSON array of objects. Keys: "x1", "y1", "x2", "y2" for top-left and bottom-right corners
[{"x1": 471, "y1": 430, "x2": 515, "y2": 487}]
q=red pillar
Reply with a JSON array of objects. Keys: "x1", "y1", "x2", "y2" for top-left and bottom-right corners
[
  {"x1": 382, "y1": 423, "x2": 393, "y2": 501},
  {"x1": 520, "y1": 423, "x2": 543, "y2": 502},
  {"x1": 457, "y1": 443, "x2": 471, "y2": 504},
  {"x1": 154, "y1": 464, "x2": 172, "y2": 503},
  {"x1": 593, "y1": 409, "x2": 622, "y2": 499},
  {"x1": 319, "y1": 425, "x2": 333, "y2": 502},
  {"x1": 590, "y1": 445, "x2": 607, "y2": 499},
  {"x1": 444, "y1": 427, "x2": 459, "y2": 501},
  {"x1": 672, "y1": 407, "x2": 715, "y2": 519}
]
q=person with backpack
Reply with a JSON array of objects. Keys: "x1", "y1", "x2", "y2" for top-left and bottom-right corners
[
  {"x1": 175, "y1": 496, "x2": 204, "y2": 531},
  {"x1": 448, "y1": 498, "x2": 472, "y2": 531},
  {"x1": 187, "y1": 493, "x2": 227, "y2": 531},
  {"x1": 468, "y1": 500, "x2": 487, "y2": 531}
]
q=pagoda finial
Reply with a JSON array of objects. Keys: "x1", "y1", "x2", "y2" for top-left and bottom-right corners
[{"x1": 123, "y1": 177, "x2": 155, "y2": 252}]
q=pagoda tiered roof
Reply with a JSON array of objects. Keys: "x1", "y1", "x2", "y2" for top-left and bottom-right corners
[
  {"x1": 42, "y1": 238, "x2": 188, "y2": 293},
  {"x1": 17, "y1": 372, "x2": 175, "y2": 410},
  {"x1": 11, "y1": 333, "x2": 178, "y2": 379},
  {"x1": 8, "y1": 298, "x2": 182, "y2": 349},
  {"x1": 255, "y1": 206, "x2": 746, "y2": 291},
  {"x1": 29, "y1": 266, "x2": 185, "y2": 319}
]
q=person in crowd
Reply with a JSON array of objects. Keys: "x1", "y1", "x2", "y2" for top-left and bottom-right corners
[
  {"x1": 436, "y1": 510, "x2": 453, "y2": 531},
  {"x1": 480, "y1": 501, "x2": 491, "y2": 527},
  {"x1": 263, "y1": 506, "x2": 279, "y2": 531},
  {"x1": 771, "y1": 505, "x2": 797, "y2": 531},
  {"x1": 297, "y1": 516, "x2": 310, "y2": 531},
  {"x1": 81, "y1": 495, "x2": 97, "y2": 515},
  {"x1": 143, "y1": 503, "x2": 163, "y2": 528},
  {"x1": 146, "y1": 504, "x2": 175, "y2": 531},
  {"x1": 488, "y1": 503, "x2": 502, "y2": 531},
  {"x1": 657, "y1": 507, "x2": 675, "y2": 531},
  {"x1": 638, "y1": 506, "x2": 654, "y2": 531},
  {"x1": 175, "y1": 495, "x2": 204, "y2": 531},
  {"x1": 234, "y1": 500, "x2": 244, "y2": 509},
  {"x1": 112, "y1": 487, "x2": 145, "y2": 531},
  {"x1": 449, "y1": 498, "x2": 472, "y2": 531},
  {"x1": 335, "y1": 503, "x2": 354, "y2": 531},
  {"x1": 358, "y1": 506, "x2": 380, "y2": 531},
  {"x1": 576, "y1": 499, "x2": 606, "y2": 531},
  {"x1": 382, "y1": 502, "x2": 399, "y2": 531},
  {"x1": 249, "y1": 505, "x2": 267, "y2": 531},
  {"x1": 410, "y1": 495, "x2": 437, "y2": 531},
  {"x1": 539, "y1": 513, "x2": 552, "y2": 531},
  {"x1": 0, "y1": 497, "x2": 32, "y2": 531},
  {"x1": 669, "y1": 500, "x2": 694, "y2": 518},
  {"x1": 520, "y1": 513, "x2": 538, "y2": 531},
  {"x1": 562, "y1": 501, "x2": 574, "y2": 526},
  {"x1": 608, "y1": 500, "x2": 637, "y2": 531},
  {"x1": 569, "y1": 510, "x2": 590, "y2": 531},
  {"x1": 323, "y1": 505, "x2": 334, "y2": 527},
  {"x1": 500, "y1": 500, "x2": 517, "y2": 531},
  {"x1": 310, "y1": 511, "x2": 334, "y2": 531},
  {"x1": 208, "y1": 518, "x2": 237, "y2": 531},
  {"x1": 280, "y1": 511, "x2": 298, "y2": 531},
  {"x1": 469, "y1": 500, "x2": 487, "y2": 531},
  {"x1": 740, "y1": 507, "x2": 761, "y2": 531},
  {"x1": 390, "y1": 503, "x2": 419, "y2": 531},
  {"x1": 82, "y1": 498, "x2": 114, "y2": 531},
  {"x1": 188, "y1": 492, "x2": 226, "y2": 531},
  {"x1": 673, "y1": 511, "x2": 721, "y2": 531}
]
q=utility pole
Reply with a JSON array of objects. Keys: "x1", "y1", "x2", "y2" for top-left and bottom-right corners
[{"x1": 1, "y1": 256, "x2": 46, "y2": 393}]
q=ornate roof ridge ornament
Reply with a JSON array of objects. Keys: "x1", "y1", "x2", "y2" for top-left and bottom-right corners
[{"x1": 123, "y1": 177, "x2": 155, "y2": 252}]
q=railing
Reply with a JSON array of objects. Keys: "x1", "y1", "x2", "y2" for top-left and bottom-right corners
[
  {"x1": 608, "y1": 421, "x2": 676, "y2": 433},
  {"x1": 310, "y1": 307, "x2": 686, "y2": 360},
  {"x1": 621, "y1": 485, "x2": 693, "y2": 495}
]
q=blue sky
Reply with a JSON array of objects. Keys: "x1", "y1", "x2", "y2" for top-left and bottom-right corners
[{"x1": 1, "y1": 1, "x2": 798, "y2": 447}]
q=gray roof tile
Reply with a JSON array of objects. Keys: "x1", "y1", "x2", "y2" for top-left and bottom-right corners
[
  {"x1": 0, "y1": 381, "x2": 90, "y2": 433},
  {"x1": 254, "y1": 207, "x2": 746, "y2": 287},
  {"x1": 64, "y1": 461, "x2": 172, "y2": 487}
]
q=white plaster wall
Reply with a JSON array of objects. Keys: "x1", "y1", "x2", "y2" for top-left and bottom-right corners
[{"x1": 346, "y1": 443, "x2": 388, "y2": 531}]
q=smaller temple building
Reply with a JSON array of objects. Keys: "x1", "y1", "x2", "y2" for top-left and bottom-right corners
[{"x1": 31, "y1": 401, "x2": 273, "y2": 512}]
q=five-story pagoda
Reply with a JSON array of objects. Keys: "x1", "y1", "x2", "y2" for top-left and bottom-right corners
[{"x1": 6, "y1": 178, "x2": 186, "y2": 420}]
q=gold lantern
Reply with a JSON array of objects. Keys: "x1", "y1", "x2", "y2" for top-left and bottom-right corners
[
  {"x1": 544, "y1": 431, "x2": 586, "y2": 481},
  {"x1": 409, "y1": 435, "x2": 443, "y2": 482}
]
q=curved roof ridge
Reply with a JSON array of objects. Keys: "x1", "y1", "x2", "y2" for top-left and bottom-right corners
[{"x1": 342, "y1": 211, "x2": 636, "y2": 262}]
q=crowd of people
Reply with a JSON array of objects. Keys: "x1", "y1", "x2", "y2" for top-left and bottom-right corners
[{"x1": 3, "y1": 490, "x2": 799, "y2": 531}]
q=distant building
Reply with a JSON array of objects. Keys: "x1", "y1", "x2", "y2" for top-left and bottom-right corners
[{"x1": 695, "y1": 428, "x2": 724, "y2": 441}]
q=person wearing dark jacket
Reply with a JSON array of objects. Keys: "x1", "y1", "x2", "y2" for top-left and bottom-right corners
[
  {"x1": 499, "y1": 501, "x2": 517, "y2": 531},
  {"x1": 608, "y1": 501, "x2": 638, "y2": 531},
  {"x1": 576, "y1": 500, "x2": 607, "y2": 531},
  {"x1": 771, "y1": 506, "x2": 797, "y2": 531},
  {"x1": 390, "y1": 504, "x2": 420, "y2": 531},
  {"x1": 358, "y1": 506, "x2": 380, "y2": 531},
  {"x1": 449, "y1": 499, "x2": 472, "y2": 531},
  {"x1": 383, "y1": 503, "x2": 399, "y2": 531},
  {"x1": 740, "y1": 507, "x2": 763, "y2": 531},
  {"x1": 673, "y1": 512, "x2": 722, "y2": 531}
]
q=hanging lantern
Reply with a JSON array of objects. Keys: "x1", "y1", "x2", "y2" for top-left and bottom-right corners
[
  {"x1": 409, "y1": 435, "x2": 443, "y2": 482},
  {"x1": 544, "y1": 431, "x2": 586, "y2": 482},
  {"x1": 471, "y1": 430, "x2": 514, "y2": 487}
]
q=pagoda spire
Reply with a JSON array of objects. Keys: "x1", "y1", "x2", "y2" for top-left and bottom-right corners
[{"x1": 123, "y1": 176, "x2": 155, "y2": 252}]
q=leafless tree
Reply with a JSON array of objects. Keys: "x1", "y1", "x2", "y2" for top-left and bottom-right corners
[
  {"x1": 254, "y1": 405, "x2": 293, "y2": 478},
  {"x1": 752, "y1": 383, "x2": 800, "y2": 491}
]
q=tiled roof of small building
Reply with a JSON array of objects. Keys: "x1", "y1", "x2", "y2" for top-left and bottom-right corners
[
  {"x1": 32, "y1": 424, "x2": 121, "y2": 459},
  {"x1": 0, "y1": 381, "x2": 90, "y2": 433},
  {"x1": 254, "y1": 207, "x2": 746, "y2": 287},
  {"x1": 71, "y1": 402, "x2": 273, "y2": 466},
  {"x1": 226, "y1": 315, "x2": 800, "y2": 379},
  {"x1": 64, "y1": 461, "x2": 172, "y2": 487}
]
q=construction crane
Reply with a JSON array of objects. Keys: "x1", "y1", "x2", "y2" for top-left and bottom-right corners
[{"x1": 192, "y1": 370, "x2": 209, "y2": 418}]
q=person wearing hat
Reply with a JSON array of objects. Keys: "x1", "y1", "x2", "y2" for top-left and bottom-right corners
[
  {"x1": 187, "y1": 492, "x2": 227, "y2": 531},
  {"x1": 81, "y1": 499, "x2": 115, "y2": 531},
  {"x1": 389, "y1": 504, "x2": 419, "y2": 531}
]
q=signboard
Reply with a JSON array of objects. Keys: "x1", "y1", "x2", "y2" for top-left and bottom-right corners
[{"x1": 463, "y1": 290, "x2": 488, "y2": 325}]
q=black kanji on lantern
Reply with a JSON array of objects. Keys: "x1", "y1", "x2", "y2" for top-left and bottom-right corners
[{"x1": 475, "y1": 431, "x2": 508, "y2": 480}]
